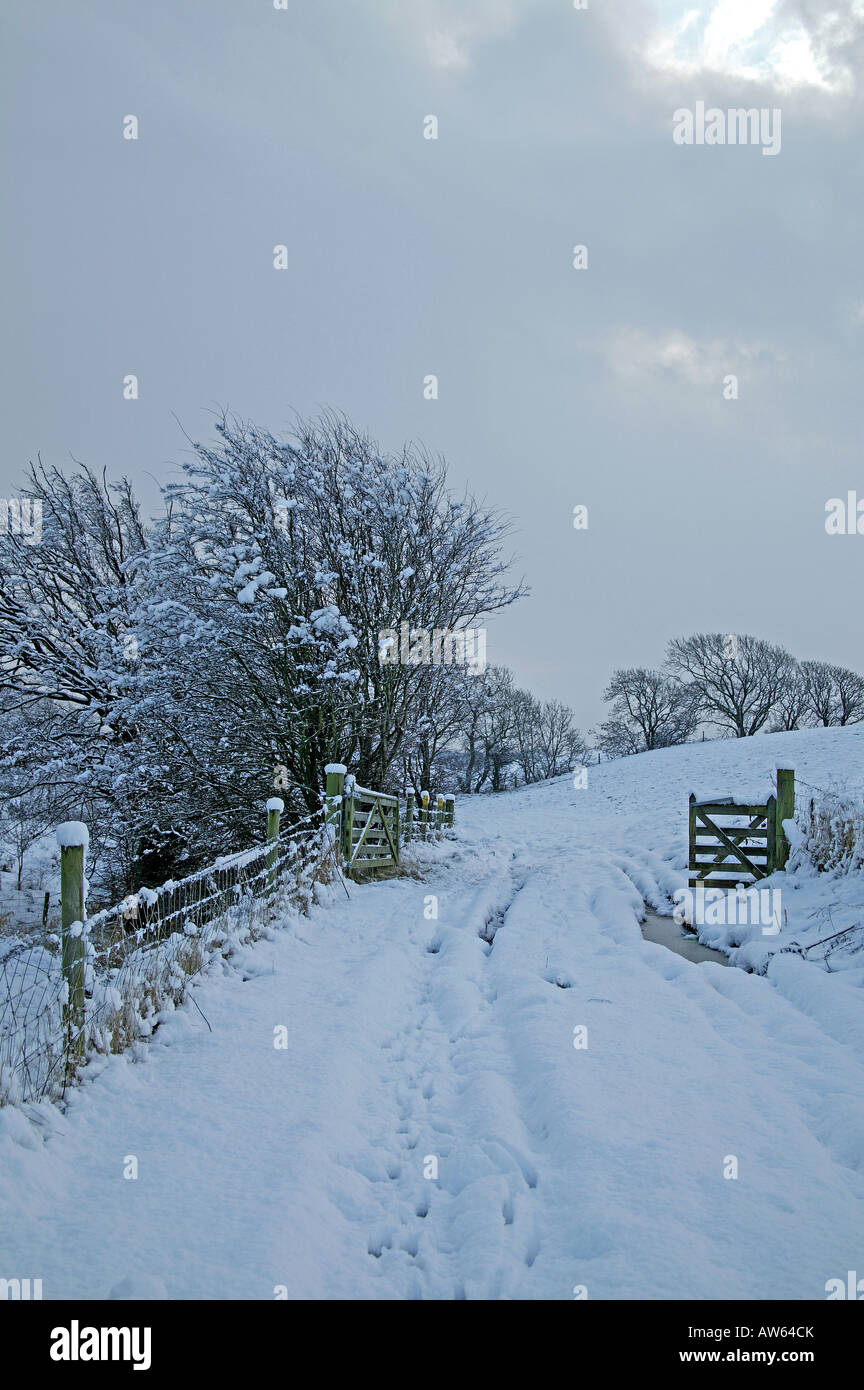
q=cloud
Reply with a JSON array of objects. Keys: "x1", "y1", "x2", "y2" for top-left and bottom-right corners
[
  {"x1": 642, "y1": 0, "x2": 864, "y2": 93},
  {"x1": 604, "y1": 327, "x2": 780, "y2": 386},
  {"x1": 378, "y1": 0, "x2": 534, "y2": 71}
]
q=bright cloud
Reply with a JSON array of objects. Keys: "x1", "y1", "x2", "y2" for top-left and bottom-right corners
[{"x1": 644, "y1": 0, "x2": 860, "y2": 92}]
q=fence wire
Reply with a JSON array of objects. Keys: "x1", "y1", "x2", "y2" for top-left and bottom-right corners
[{"x1": 0, "y1": 814, "x2": 331, "y2": 1107}]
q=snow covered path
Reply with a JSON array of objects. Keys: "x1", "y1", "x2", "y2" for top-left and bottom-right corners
[{"x1": 2, "y1": 728, "x2": 864, "y2": 1300}]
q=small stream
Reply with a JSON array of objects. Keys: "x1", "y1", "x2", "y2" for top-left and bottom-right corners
[{"x1": 640, "y1": 907, "x2": 729, "y2": 967}]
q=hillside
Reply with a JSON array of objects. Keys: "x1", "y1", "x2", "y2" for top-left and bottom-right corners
[{"x1": 1, "y1": 726, "x2": 863, "y2": 1300}]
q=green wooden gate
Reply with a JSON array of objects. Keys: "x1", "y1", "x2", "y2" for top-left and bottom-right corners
[
  {"x1": 322, "y1": 766, "x2": 456, "y2": 880},
  {"x1": 688, "y1": 768, "x2": 794, "y2": 890},
  {"x1": 343, "y1": 781, "x2": 400, "y2": 872}
]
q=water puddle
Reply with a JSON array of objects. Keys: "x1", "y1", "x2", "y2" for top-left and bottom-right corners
[{"x1": 640, "y1": 907, "x2": 729, "y2": 967}]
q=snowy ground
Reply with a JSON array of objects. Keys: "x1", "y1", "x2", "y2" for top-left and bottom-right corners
[
  {"x1": 0, "y1": 832, "x2": 62, "y2": 944},
  {"x1": 1, "y1": 726, "x2": 863, "y2": 1300}
]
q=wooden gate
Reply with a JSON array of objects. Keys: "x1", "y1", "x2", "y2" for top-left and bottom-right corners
[
  {"x1": 342, "y1": 781, "x2": 400, "y2": 873},
  {"x1": 322, "y1": 766, "x2": 456, "y2": 880},
  {"x1": 688, "y1": 768, "x2": 794, "y2": 890}
]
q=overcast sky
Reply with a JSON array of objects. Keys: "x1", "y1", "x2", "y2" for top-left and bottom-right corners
[{"x1": 2, "y1": 0, "x2": 863, "y2": 727}]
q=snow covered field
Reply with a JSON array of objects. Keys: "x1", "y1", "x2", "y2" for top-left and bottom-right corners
[
  {"x1": 0, "y1": 833, "x2": 61, "y2": 943},
  {"x1": 2, "y1": 727, "x2": 863, "y2": 1300}
]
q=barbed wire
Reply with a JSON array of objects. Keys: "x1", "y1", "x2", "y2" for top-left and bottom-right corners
[{"x1": 796, "y1": 777, "x2": 862, "y2": 805}]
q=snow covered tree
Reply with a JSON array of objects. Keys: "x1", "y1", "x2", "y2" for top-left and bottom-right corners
[
  {"x1": 0, "y1": 698, "x2": 64, "y2": 890},
  {"x1": 0, "y1": 459, "x2": 146, "y2": 730},
  {"x1": 0, "y1": 412, "x2": 527, "y2": 889},
  {"x1": 130, "y1": 412, "x2": 525, "y2": 833},
  {"x1": 278, "y1": 414, "x2": 525, "y2": 788},
  {"x1": 0, "y1": 462, "x2": 150, "y2": 888}
]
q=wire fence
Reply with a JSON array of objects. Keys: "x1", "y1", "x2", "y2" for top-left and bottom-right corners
[
  {"x1": 795, "y1": 776, "x2": 862, "y2": 807},
  {"x1": 0, "y1": 811, "x2": 333, "y2": 1107},
  {"x1": 776, "y1": 779, "x2": 864, "y2": 971}
]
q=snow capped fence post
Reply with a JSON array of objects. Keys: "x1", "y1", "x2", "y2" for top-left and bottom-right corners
[
  {"x1": 444, "y1": 794, "x2": 455, "y2": 829},
  {"x1": 266, "y1": 798, "x2": 283, "y2": 893},
  {"x1": 405, "y1": 791, "x2": 415, "y2": 843},
  {"x1": 420, "y1": 790, "x2": 430, "y2": 842},
  {"x1": 324, "y1": 765, "x2": 346, "y2": 864},
  {"x1": 435, "y1": 794, "x2": 444, "y2": 840},
  {"x1": 775, "y1": 767, "x2": 795, "y2": 870},
  {"x1": 57, "y1": 821, "x2": 88, "y2": 1063}
]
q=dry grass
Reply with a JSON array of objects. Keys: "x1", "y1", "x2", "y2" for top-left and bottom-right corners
[{"x1": 797, "y1": 796, "x2": 864, "y2": 874}]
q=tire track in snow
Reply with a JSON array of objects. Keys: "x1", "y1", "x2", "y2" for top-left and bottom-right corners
[{"x1": 356, "y1": 859, "x2": 545, "y2": 1298}]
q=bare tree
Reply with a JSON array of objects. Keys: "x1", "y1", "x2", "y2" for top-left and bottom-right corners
[
  {"x1": 398, "y1": 665, "x2": 472, "y2": 795},
  {"x1": 802, "y1": 660, "x2": 864, "y2": 726},
  {"x1": 452, "y1": 666, "x2": 517, "y2": 792},
  {"x1": 534, "y1": 698, "x2": 586, "y2": 779},
  {"x1": 476, "y1": 668, "x2": 517, "y2": 792},
  {"x1": 769, "y1": 661, "x2": 812, "y2": 731},
  {"x1": 597, "y1": 667, "x2": 699, "y2": 753},
  {"x1": 510, "y1": 689, "x2": 542, "y2": 785},
  {"x1": 458, "y1": 676, "x2": 584, "y2": 787},
  {"x1": 594, "y1": 716, "x2": 642, "y2": 759},
  {"x1": 665, "y1": 634, "x2": 794, "y2": 738}
]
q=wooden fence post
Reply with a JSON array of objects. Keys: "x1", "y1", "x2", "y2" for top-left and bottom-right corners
[
  {"x1": 766, "y1": 795, "x2": 778, "y2": 874},
  {"x1": 393, "y1": 797, "x2": 401, "y2": 864},
  {"x1": 342, "y1": 774, "x2": 356, "y2": 869},
  {"x1": 444, "y1": 794, "x2": 455, "y2": 828},
  {"x1": 405, "y1": 791, "x2": 415, "y2": 843},
  {"x1": 324, "y1": 764, "x2": 346, "y2": 864},
  {"x1": 266, "y1": 797, "x2": 283, "y2": 892},
  {"x1": 775, "y1": 767, "x2": 795, "y2": 870},
  {"x1": 688, "y1": 794, "x2": 696, "y2": 879},
  {"x1": 436, "y1": 794, "x2": 444, "y2": 840},
  {"x1": 57, "y1": 822, "x2": 87, "y2": 1059},
  {"x1": 420, "y1": 790, "x2": 430, "y2": 842}
]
